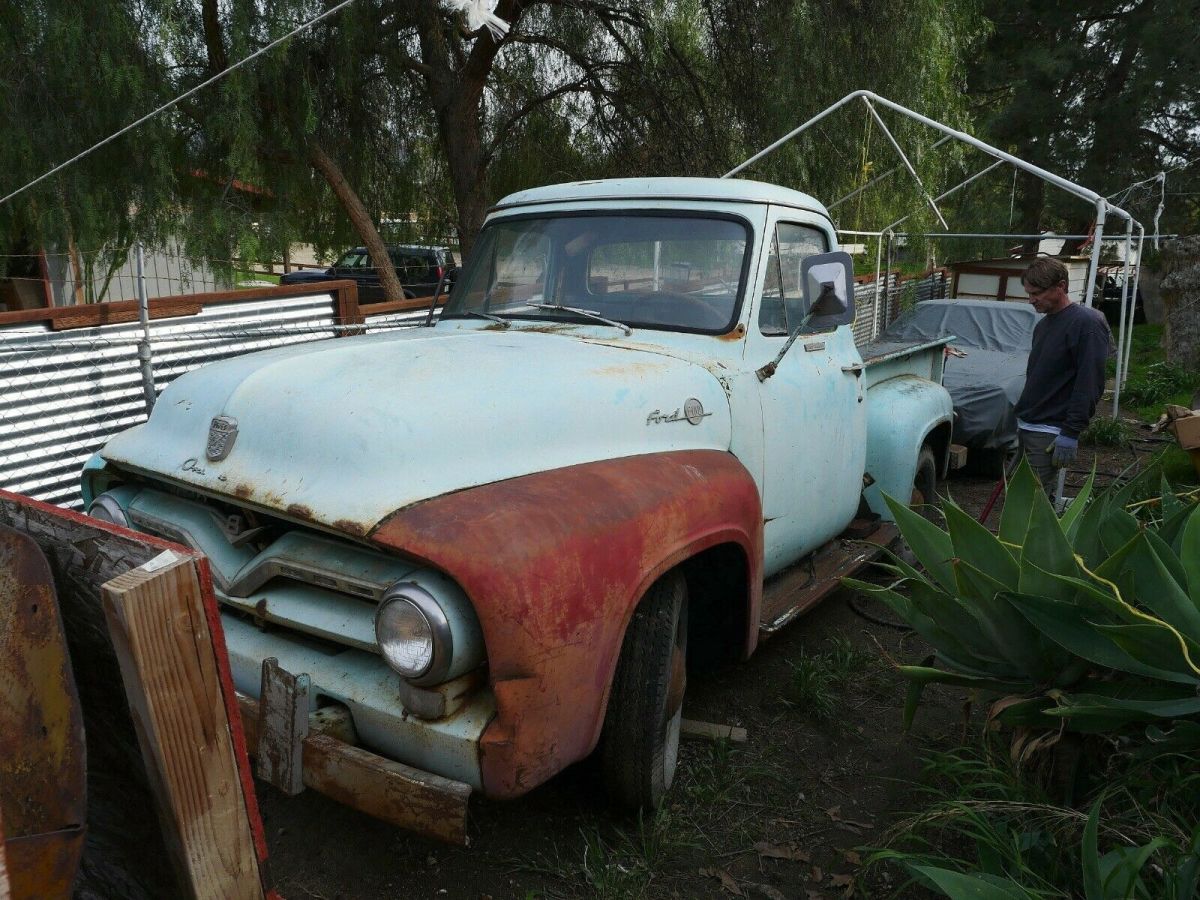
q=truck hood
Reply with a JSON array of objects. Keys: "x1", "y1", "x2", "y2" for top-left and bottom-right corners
[{"x1": 101, "y1": 328, "x2": 733, "y2": 536}]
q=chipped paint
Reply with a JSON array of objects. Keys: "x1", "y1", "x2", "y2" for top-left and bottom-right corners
[{"x1": 371, "y1": 450, "x2": 763, "y2": 799}]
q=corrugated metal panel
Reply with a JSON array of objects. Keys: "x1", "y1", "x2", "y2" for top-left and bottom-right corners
[{"x1": 0, "y1": 293, "x2": 428, "y2": 510}]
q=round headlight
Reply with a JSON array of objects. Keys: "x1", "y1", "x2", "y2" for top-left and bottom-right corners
[
  {"x1": 375, "y1": 592, "x2": 439, "y2": 679},
  {"x1": 88, "y1": 492, "x2": 131, "y2": 528}
]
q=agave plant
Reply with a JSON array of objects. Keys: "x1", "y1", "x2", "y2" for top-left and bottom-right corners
[{"x1": 846, "y1": 458, "x2": 1200, "y2": 753}]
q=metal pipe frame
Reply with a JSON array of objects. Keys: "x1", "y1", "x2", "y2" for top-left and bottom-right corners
[
  {"x1": 731, "y1": 89, "x2": 1145, "y2": 417},
  {"x1": 1111, "y1": 216, "x2": 1134, "y2": 417},
  {"x1": 883, "y1": 160, "x2": 1006, "y2": 232},
  {"x1": 839, "y1": 231, "x2": 1133, "y2": 240},
  {"x1": 861, "y1": 98, "x2": 949, "y2": 230},
  {"x1": 828, "y1": 135, "x2": 955, "y2": 211},
  {"x1": 727, "y1": 90, "x2": 1138, "y2": 226},
  {"x1": 1083, "y1": 198, "x2": 1107, "y2": 309},
  {"x1": 1123, "y1": 225, "x2": 1146, "y2": 390}
]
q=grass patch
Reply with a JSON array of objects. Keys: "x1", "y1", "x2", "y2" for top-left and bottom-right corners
[
  {"x1": 1080, "y1": 416, "x2": 1131, "y2": 446},
  {"x1": 1118, "y1": 324, "x2": 1200, "y2": 421},
  {"x1": 783, "y1": 636, "x2": 876, "y2": 722},
  {"x1": 522, "y1": 805, "x2": 700, "y2": 899}
]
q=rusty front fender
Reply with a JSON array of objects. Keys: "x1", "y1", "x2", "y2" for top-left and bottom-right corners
[{"x1": 371, "y1": 449, "x2": 763, "y2": 799}]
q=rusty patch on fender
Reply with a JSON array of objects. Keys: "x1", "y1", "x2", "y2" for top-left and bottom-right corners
[
  {"x1": 371, "y1": 450, "x2": 763, "y2": 800},
  {"x1": 286, "y1": 503, "x2": 315, "y2": 521},
  {"x1": 0, "y1": 526, "x2": 86, "y2": 896},
  {"x1": 332, "y1": 518, "x2": 369, "y2": 538},
  {"x1": 232, "y1": 483, "x2": 254, "y2": 500}
]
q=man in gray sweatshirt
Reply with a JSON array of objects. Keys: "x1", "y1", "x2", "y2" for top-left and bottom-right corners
[{"x1": 1015, "y1": 257, "x2": 1113, "y2": 494}]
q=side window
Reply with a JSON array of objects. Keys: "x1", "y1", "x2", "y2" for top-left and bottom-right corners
[{"x1": 758, "y1": 223, "x2": 827, "y2": 336}]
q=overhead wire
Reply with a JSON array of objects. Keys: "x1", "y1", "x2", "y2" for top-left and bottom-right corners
[{"x1": 0, "y1": 0, "x2": 362, "y2": 207}]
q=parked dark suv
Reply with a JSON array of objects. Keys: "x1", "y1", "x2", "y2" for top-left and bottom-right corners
[{"x1": 279, "y1": 245, "x2": 454, "y2": 302}]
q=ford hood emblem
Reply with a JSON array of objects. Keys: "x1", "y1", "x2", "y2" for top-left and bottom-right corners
[{"x1": 206, "y1": 416, "x2": 238, "y2": 461}]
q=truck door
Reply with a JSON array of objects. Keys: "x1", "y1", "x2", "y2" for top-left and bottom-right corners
[{"x1": 751, "y1": 212, "x2": 868, "y2": 577}]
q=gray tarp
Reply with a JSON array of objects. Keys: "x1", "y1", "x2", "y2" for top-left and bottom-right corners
[{"x1": 880, "y1": 299, "x2": 1041, "y2": 450}]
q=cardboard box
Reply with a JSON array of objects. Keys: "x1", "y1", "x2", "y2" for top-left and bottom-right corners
[{"x1": 1171, "y1": 412, "x2": 1200, "y2": 450}]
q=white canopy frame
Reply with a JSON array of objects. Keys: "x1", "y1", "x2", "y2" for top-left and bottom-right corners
[{"x1": 723, "y1": 90, "x2": 1145, "y2": 418}]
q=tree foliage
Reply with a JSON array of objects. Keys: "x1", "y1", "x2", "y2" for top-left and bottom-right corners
[{"x1": 967, "y1": 0, "x2": 1200, "y2": 240}]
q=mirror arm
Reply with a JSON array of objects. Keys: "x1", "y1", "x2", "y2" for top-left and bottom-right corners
[{"x1": 755, "y1": 309, "x2": 818, "y2": 382}]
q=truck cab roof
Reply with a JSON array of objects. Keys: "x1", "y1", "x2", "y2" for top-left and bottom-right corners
[{"x1": 492, "y1": 177, "x2": 831, "y2": 220}]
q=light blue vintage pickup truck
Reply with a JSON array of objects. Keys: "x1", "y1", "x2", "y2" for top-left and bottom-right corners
[{"x1": 82, "y1": 177, "x2": 952, "y2": 839}]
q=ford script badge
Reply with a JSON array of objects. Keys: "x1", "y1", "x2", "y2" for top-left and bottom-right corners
[
  {"x1": 206, "y1": 416, "x2": 238, "y2": 461},
  {"x1": 646, "y1": 398, "x2": 712, "y2": 427}
]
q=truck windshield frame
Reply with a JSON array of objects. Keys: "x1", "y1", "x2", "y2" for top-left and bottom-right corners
[{"x1": 442, "y1": 211, "x2": 754, "y2": 335}]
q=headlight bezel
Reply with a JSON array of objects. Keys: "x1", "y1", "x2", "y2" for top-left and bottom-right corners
[{"x1": 374, "y1": 582, "x2": 454, "y2": 685}]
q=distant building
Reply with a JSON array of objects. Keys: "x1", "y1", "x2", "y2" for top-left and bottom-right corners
[{"x1": 947, "y1": 255, "x2": 1093, "y2": 303}]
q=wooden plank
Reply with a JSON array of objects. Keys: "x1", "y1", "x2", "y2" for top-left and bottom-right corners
[
  {"x1": 680, "y1": 719, "x2": 748, "y2": 743},
  {"x1": 238, "y1": 694, "x2": 472, "y2": 845},
  {"x1": 102, "y1": 553, "x2": 263, "y2": 900},
  {"x1": 0, "y1": 278, "x2": 351, "y2": 329}
]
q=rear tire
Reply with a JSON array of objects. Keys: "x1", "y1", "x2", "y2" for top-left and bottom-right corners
[
  {"x1": 911, "y1": 444, "x2": 939, "y2": 521},
  {"x1": 600, "y1": 570, "x2": 688, "y2": 811}
]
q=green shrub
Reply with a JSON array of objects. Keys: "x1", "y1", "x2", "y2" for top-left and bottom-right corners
[
  {"x1": 1081, "y1": 417, "x2": 1132, "y2": 446},
  {"x1": 848, "y1": 459, "x2": 1200, "y2": 898},
  {"x1": 846, "y1": 457, "x2": 1200, "y2": 750},
  {"x1": 1122, "y1": 361, "x2": 1198, "y2": 408}
]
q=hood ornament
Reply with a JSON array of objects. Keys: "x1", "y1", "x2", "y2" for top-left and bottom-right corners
[{"x1": 206, "y1": 416, "x2": 239, "y2": 461}]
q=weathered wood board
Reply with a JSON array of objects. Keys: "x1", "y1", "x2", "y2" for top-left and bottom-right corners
[{"x1": 103, "y1": 553, "x2": 264, "y2": 899}]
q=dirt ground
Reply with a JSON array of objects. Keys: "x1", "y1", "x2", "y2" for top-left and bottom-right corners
[{"x1": 258, "y1": 437, "x2": 1164, "y2": 900}]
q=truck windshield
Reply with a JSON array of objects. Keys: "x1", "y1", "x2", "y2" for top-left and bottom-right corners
[{"x1": 443, "y1": 214, "x2": 749, "y2": 333}]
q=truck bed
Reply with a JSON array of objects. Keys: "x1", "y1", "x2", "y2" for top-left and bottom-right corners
[{"x1": 859, "y1": 335, "x2": 951, "y2": 388}]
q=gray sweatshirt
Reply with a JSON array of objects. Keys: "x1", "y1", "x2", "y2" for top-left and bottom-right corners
[{"x1": 1015, "y1": 302, "x2": 1112, "y2": 438}]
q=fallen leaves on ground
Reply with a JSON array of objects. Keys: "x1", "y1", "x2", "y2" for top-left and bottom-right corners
[
  {"x1": 754, "y1": 841, "x2": 811, "y2": 863},
  {"x1": 699, "y1": 866, "x2": 743, "y2": 896}
]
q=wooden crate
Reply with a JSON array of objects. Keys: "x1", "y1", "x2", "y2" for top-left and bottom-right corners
[{"x1": 0, "y1": 490, "x2": 271, "y2": 899}]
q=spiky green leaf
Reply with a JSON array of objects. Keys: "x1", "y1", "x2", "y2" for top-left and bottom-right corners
[
  {"x1": 1004, "y1": 593, "x2": 1199, "y2": 685},
  {"x1": 1061, "y1": 466, "x2": 1097, "y2": 538},
  {"x1": 944, "y1": 500, "x2": 1020, "y2": 589},
  {"x1": 884, "y1": 492, "x2": 957, "y2": 594},
  {"x1": 910, "y1": 864, "x2": 1038, "y2": 899},
  {"x1": 998, "y1": 456, "x2": 1040, "y2": 549}
]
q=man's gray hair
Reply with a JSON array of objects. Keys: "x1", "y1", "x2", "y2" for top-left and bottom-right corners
[{"x1": 1022, "y1": 257, "x2": 1070, "y2": 290}]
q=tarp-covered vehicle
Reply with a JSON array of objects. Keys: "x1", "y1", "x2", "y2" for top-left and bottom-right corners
[{"x1": 881, "y1": 298, "x2": 1040, "y2": 456}]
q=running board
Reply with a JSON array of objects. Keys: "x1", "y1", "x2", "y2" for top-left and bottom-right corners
[{"x1": 758, "y1": 522, "x2": 898, "y2": 635}]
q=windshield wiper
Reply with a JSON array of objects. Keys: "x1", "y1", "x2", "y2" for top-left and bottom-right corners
[
  {"x1": 461, "y1": 310, "x2": 510, "y2": 328},
  {"x1": 527, "y1": 303, "x2": 632, "y2": 335}
]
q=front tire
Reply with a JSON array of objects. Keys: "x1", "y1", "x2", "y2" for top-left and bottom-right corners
[{"x1": 600, "y1": 570, "x2": 688, "y2": 811}]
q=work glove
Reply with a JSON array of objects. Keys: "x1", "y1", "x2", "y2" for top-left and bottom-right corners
[{"x1": 1051, "y1": 434, "x2": 1078, "y2": 469}]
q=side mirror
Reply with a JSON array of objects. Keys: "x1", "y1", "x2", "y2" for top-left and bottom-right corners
[{"x1": 799, "y1": 251, "x2": 855, "y2": 332}]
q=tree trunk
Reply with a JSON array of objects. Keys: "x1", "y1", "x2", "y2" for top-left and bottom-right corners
[
  {"x1": 307, "y1": 142, "x2": 405, "y2": 302},
  {"x1": 439, "y1": 97, "x2": 490, "y2": 259},
  {"x1": 1161, "y1": 237, "x2": 1200, "y2": 371}
]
